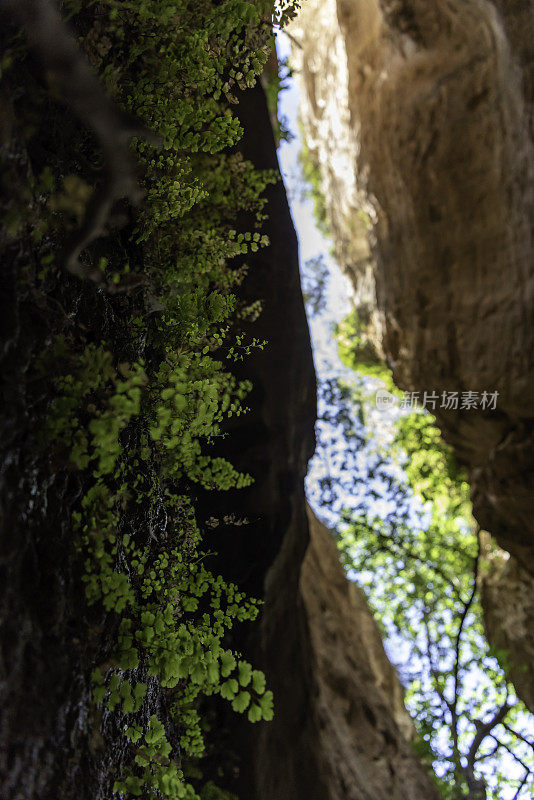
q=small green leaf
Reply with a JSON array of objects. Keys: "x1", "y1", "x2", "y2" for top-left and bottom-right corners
[
  {"x1": 92, "y1": 685, "x2": 106, "y2": 705},
  {"x1": 238, "y1": 660, "x2": 252, "y2": 687},
  {"x1": 231, "y1": 690, "x2": 251, "y2": 713},
  {"x1": 220, "y1": 678, "x2": 239, "y2": 700},
  {"x1": 251, "y1": 669, "x2": 266, "y2": 695},
  {"x1": 247, "y1": 703, "x2": 262, "y2": 723},
  {"x1": 220, "y1": 652, "x2": 236, "y2": 677}
]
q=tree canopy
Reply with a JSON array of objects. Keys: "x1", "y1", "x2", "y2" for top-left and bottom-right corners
[{"x1": 310, "y1": 310, "x2": 534, "y2": 799}]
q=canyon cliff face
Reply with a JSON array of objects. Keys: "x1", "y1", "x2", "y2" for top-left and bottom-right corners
[
  {"x1": 291, "y1": 0, "x2": 534, "y2": 701},
  {"x1": 296, "y1": 506, "x2": 434, "y2": 799},
  {"x1": 480, "y1": 538, "x2": 534, "y2": 713}
]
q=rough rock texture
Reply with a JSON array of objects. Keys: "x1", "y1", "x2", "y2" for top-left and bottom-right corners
[
  {"x1": 289, "y1": 0, "x2": 380, "y2": 343},
  {"x1": 249, "y1": 495, "x2": 441, "y2": 800},
  {"x1": 480, "y1": 539, "x2": 534, "y2": 714},
  {"x1": 295, "y1": 506, "x2": 438, "y2": 799},
  {"x1": 0, "y1": 45, "x2": 130, "y2": 795},
  {"x1": 303, "y1": 508, "x2": 415, "y2": 744},
  {"x1": 291, "y1": 0, "x2": 534, "y2": 704},
  {"x1": 251, "y1": 501, "x2": 441, "y2": 800}
]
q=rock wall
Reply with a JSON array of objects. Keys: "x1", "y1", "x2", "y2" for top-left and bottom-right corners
[
  {"x1": 0, "y1": 46, "x2": 124, "y2": 794},
  {"x1": 291, "y1": 0, "x2": 534, "y2": 699},
  {"x1": 480, "y1": 538, "x2": 534, "y2": 714},
  {"x1": 252, "y1": 500, "x2": 441, "y2": 800},
  {"x1": 302, "y1": 508, "x2": 415, "y2": 745},
  {"x1": 297, "y1": 507, "x2": 436, "y2": 799}
]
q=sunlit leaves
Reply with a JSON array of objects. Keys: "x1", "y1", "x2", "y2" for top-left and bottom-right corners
[{"x1": 315, "y1": 368, "x2": 533, "y2": 798}]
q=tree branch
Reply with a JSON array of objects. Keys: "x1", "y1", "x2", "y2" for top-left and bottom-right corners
[
  {"x1": 2, "y1": 0, "x2": 162, "y2": 284},
  {"x1": 511, "y1": 769, "x2": 531, "y2": 800},
  {"x1": 371, "y1": 526, "x2": 464, "y2": 599},
  {"x1": 464, "y1": 702, "x2": 510, "y2": 792},
  {"x1": 502, "y1": 722, "x2": 534, "y2": 752},
  {"x1": 488, "y1": 734, "x2": 531, "y2": 774},
  {"x1": 452, "y1": 528, "x2": 480, "y2": 723}
]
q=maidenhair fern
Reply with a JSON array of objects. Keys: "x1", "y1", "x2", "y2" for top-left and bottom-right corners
[{"x1": 29, "y1": 0, "x2": 301, "y2": 797}]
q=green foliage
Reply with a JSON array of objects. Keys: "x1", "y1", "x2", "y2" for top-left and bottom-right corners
[
  {"x1": 335, "y1": 307, "x2": 387, "y2": 380},
  {"x1": 298, "y1": 130, "x2": 331, "y2": 238},
  {"x1": 42, "y1": 341, "x2": 147, "y2": 475},
  {"x1": 113, "y1": 715, "x2": 195, "y2": 799},
  {"x1": 146, "y1": 348, "x2": 254, "y2": 489},
  {"x1": 326, "y1": 347, "x2": 534, "y2": 797},
  {"x1": 30, "y1": 0, "x2": 302, "y2": 797},
  {"x1": 44, "y1": 287, "x2": 266, "y2": 798}
]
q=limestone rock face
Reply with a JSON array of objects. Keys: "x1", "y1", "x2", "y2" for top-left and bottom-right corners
[
  {"x1": 481, "y1": 542, "x2": 534, "y2": 714},
  {"x1": 253, "y1": 506, "x2": 440, "y2": 800},
  {"x1": 302, "y1": 507, "x2": 416, "y2": 747},
  {"x1": 291, "y1": 0, "x2": 534, "y2": 573}
]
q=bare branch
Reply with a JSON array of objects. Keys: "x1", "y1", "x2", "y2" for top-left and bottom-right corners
[
  {"x1": 489, "y1": 734, "x2": 531, "y2": 774},
  {"x1": 422, "y1": 613, "x2": 452, "y2": 716},
  {"x1": 465, "y1": 703, "x2": 510, "y2": 777},
  {"x1": 2, "y1": 0, "x2": 162, "y2": 284},
  {"x1": 451, "y1": 528, "x2": 480, "y2": 723},
  {"x1": 511, "y1": 769, "x2": 531, "y2": 800},
  {"x1": 502, "y1": 722, "x2": 534, "y2": 752},
  {"x1": 278, "y1": 28, "x2": 303, "y2": 50}
]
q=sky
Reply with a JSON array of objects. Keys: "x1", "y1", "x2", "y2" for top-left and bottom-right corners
[{"x1": 273, "y1": 30, "x2": 410, "y2": 529}]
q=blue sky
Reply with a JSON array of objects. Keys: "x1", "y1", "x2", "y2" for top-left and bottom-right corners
[{"x1": 274, "y1": 31, "x2": 403, "y2": 528}]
